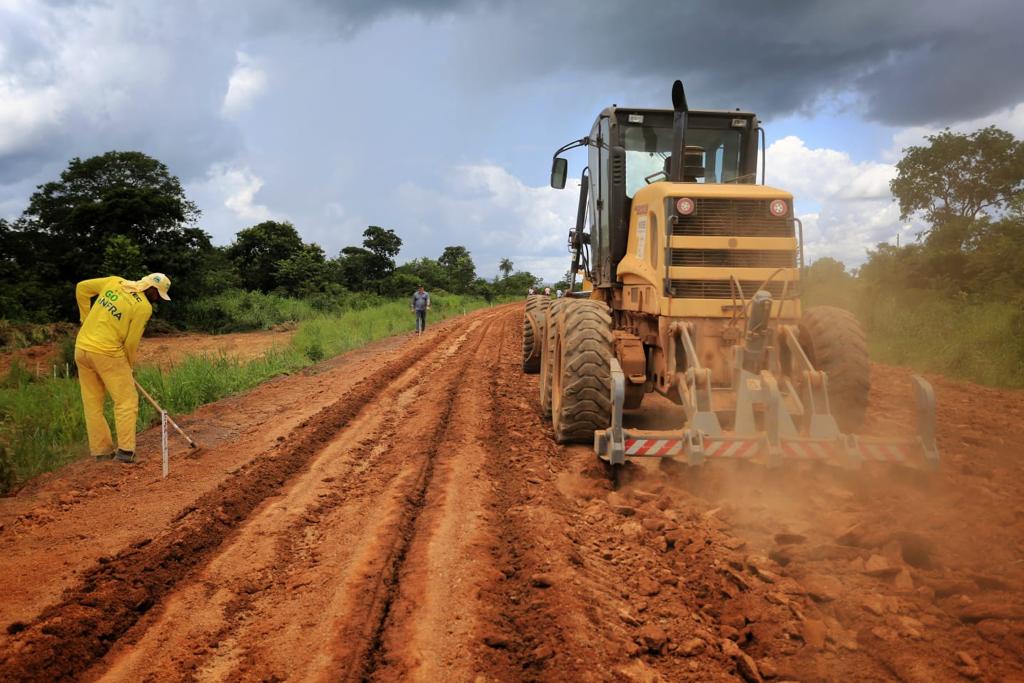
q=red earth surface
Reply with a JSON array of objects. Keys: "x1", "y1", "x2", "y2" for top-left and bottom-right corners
[{"x1": 0, "y1": 304, "x2": 1021, "y2": 682}]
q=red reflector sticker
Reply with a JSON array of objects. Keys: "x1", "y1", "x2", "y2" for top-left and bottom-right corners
[{"x1": 676, "y1": 197, "x2": 695, "y2": 215}]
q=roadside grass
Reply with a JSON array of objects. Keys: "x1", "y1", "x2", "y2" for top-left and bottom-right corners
[
  {"x1": 0, "y1": 294, "x2": 497, "y2": 492},
  {"x1": 803, "y1": 281, "x2": 1024, "y2": 388}
]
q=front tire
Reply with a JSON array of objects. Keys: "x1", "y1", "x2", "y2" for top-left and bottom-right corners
[
  {"x1": 551, "y1": 301, "x2": 614, "y2": 443},
  {"x1": 798, "y1": 306, "x2": 871, "y2": 432}
]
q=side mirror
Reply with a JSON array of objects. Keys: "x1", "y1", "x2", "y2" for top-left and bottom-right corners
[{"x1": 550, "y1": 157, "x2": 568, "y2": 189}]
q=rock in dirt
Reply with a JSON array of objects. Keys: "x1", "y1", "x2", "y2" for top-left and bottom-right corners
[
  {"x1": 720, "y1": 637, "x2": 743, "y2": 658},
  {"x1": 680, "y1": 637, "x2": 706, "y2": 656},
  {"x1": 607, "y1": 491, "x2": 629, "y2": 507},
  {"x1": 615, "y1": 659, "x2": 666, "y2": 683},
  {"x1": 630, "y1": 489, "x2": 659, "y2": 503},
  {"x1": 619, "y1": 608, "x2": 642, "y2": 626},
  {"x1": 637, "y1": 624, "x2": 668, "y2": 654},
  {"x1": 864, "y1": 554, "x2": 899, "y2": 577},
  {"x1": 976, "y1": 619, "x2": 1011, "y2": 642},
  {"x1": 641, "y1": 517, "x2": 665, "y2": 532},
  {"x1": 957, "y1": 599, "x2": 1024, "y2": 623},
  {"x1": 773, "y1": 533, "x2": 807, "y2": 546},
  {"x1": 530, "y1": 573, "x2": 554, "y2": 588},
  {"x1": 955, "y1": 651, "x2": 982, "y2": 679},
  {"x1": 530, "y1": 644, "x2": 555, "y2": 662},
  {"x1": 637, "y1": 576, "x2": 661, "y2": 597},
  {"x1": 758, "y1": 658, "x2": 778, "y2": 679},
  {"x1": 893, "y1": 568, "x2": 914, "y2": 591},
  {"x1": 801, "y1": 619, "x2": 827, "y2": 649},
  {"x1": 801, "y1": 574, "x2": 843, "y2": 602},
  {"x1": 736, "y1": 653, "x2": 764, "y2": 683},
  {"x1": 862, "y1": 594, "x2": 886, "y2": 616},
  {"x1": 482, "y1": 632, "x2": 510, "y2": 648}
]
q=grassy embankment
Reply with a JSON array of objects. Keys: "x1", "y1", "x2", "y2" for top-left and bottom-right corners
[
  {"x1": 803, "y1": 282, "x2": 1024, "y2": 389},
  {"x1": 0, "y1": 293, "x2": 497, "y2": 492}
]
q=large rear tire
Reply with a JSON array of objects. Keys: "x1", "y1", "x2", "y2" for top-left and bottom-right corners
[
  {"x1": 551, "y1": 301, "x2": 614, "y2": 443},
  {"x1": 539, "y1": 298, "x2": 570, "y2": 417},
  {"x1": 522, "y1": 295, "x2": 550, "y2": 373},
  {"x1": 798, "y1": 306, "x2": 871, "y2": 432}
]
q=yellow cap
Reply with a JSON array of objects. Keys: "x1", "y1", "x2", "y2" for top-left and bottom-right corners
[{"x1": 137, "y1": 273, "x2": 171, "y2": 300}]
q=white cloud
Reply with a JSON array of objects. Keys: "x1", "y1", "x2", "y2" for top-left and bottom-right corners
[
  {"x1": 200, "y1": 163, "x2": 277, "y2": 223},
  {"x1": 396, "y1": 164, "x2": 579, "y2": 280},
  {"x1": 884, "y1": 100, "x2": 1024, "y2": 161},
  {"x1": 0, "y1": 76, "x2": 64, "y2": 155},
  {"x1": 765, "y1": 135, "x2": 921, "y2": 266},
  {"x1": 221, "y1": 51, "x2": 267, "y2": 118}
]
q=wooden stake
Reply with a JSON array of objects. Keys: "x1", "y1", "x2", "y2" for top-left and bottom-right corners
[{"x1": 161, "y1": 410, "x2": 169, "y2": 479}]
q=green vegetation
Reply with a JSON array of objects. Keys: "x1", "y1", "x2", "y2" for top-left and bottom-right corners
[
  {"x1": 803, "y1": 125, "x2": 1024, "y2": 388},
  {"x1": 0, "y1": 294, "x2": 493, "y2": 492},
  {"x1": 1, "y1": 150, "x2": 542, "y2": 330},
  {"x1": 802, "y1": 264, "x2": 1024, "y2": 387}
]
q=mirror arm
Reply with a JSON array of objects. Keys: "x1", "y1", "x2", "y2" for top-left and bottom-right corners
[{"x1": 552, "y1": 136, "x2": 590, "y2": 158}]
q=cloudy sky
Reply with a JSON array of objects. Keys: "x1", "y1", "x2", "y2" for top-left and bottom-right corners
[{"x1": 2, "y1": 0, "x2": 1023, "y2": 281}]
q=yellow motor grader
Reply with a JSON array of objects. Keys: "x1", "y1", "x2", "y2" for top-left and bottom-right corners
[{"x1": 522, "y1": 81, "x2": 938, "y2": 474}]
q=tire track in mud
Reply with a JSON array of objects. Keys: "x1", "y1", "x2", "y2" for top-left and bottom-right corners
[
  {"x1": 363, "y1": 305, "x2": 511, "y2": 681},
  {"x1": 0, "y1": 312, "x2": 500, "y2": 683},
  {"x1": 345, "y1": 318, "x2": 487, "y2": 682},
  {"x1": 88, "y1": 318, "x2": 490, "y2": 682}
]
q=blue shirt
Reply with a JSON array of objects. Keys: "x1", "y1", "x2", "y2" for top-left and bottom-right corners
[{"x1": 412, "y1": 291, "x2": 430, "y2": 311}]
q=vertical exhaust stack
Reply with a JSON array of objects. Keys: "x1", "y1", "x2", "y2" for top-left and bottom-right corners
[{"x1": 669, "y1": 80, "x2": 689, "y2": 183}]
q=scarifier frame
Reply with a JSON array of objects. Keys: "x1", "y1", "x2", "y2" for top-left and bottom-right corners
[{"x1": 595, "y1": 290, "x2": 939, "y2": 471}]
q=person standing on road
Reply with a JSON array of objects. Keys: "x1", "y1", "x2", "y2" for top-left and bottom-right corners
[
  {"x1": 75, "y1": 273, "x2": 171, "y2": 464},
  {"x1": 411, "y1": 285, "x2": 430, "y2": 334}
]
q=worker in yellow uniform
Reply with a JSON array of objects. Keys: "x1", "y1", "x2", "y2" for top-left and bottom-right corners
[{"x1": 75, "y1": 273, "x2": 171, "y2": 463}]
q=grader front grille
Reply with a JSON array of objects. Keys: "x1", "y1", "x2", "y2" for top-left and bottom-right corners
[
  {"x1": 668, "y1": 279, "x2": 797, "y2": 299},
  {"x1": 670, "y1": 249, "x2": 797, "y2": 268},
  {"x1": 671, "y1": 199, "x2": 793, "y2": 237}
]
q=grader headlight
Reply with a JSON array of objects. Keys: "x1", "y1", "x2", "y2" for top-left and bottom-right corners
[{"x1": 769, "y1": 199, "x2": 788, "y2": 217}]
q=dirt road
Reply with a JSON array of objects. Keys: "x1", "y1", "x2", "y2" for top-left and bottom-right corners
[
  {"x1": 0, "y1": 327, "x2": 296, "y2": 376},
  {"x1": 1, "y1": 304, "x2": 1022, "y2": 682}
]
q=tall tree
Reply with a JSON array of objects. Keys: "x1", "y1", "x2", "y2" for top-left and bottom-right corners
[
  {"x1": 890, "y1": 126, "x2": 1024, "y2": 227},
  {"x1": 438, "y1": 246, "x2": 476, "y2": 293},
  {"x1": 499, "y1": 257, "x2": 513, "y2": 279},
  {"x1": 12, "y1": 150, "x2": 210, "y2": 319},
  {"x1": 362, "y1": 226, "x2": 402, "y2": 273},
  {"x1": 335, "y1": 226, "x2": 403, "y2": 292},
  {"x1": 227, "y1": 221, "x2": 305, "y2": 292},
  {"x1": 275, "y1": 244, "x2": 330, "y2": 297}
]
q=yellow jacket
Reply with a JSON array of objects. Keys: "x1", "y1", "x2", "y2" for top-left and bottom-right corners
[{"x1": 75, "y1": 276, "x2": 153, "y2": 366}]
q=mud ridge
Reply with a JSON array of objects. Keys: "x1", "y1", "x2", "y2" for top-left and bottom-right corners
[{"x1": 0, "y1": 322, "x2": 471, "y2": 682}]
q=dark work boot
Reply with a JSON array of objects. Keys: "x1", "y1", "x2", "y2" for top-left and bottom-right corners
[
  {"x1": 94, "y1": 451, "x2": 115, "y2": 461},
  {"x1": 114, "y1": 449, "x2": 136, "y2": 464}
]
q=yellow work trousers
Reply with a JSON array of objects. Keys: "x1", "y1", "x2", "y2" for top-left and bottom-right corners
[{"x1": 75, "y1": 348, "x2": 138, "y2": 455}]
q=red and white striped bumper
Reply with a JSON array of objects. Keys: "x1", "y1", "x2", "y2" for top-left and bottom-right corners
[{"x1": 598, "y1": 429, "x2": 931, "y2": 468}]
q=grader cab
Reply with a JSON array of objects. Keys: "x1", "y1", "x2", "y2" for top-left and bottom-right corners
[{"x1": 522, "y1": 81, "x2": 939, "y2": 475}]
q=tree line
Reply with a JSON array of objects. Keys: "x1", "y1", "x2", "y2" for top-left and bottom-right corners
[
  {"x1": 805, "y1": 125, "x2": 1024, "y2": 303},
  {"x1": 0, "y1": 151, "x2": 543, "y2": 324},
  {"x1": 802, "y1": 126, "x2": 1024, "y2": 387}
]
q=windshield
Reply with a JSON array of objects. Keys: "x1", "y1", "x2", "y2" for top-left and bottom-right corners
[{"x1": 623, "y1": 125, "x2": 745, "y2": 197}]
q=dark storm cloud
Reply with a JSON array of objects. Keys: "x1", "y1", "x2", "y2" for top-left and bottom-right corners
[{"x1": 450, "y1": 0, "x2": 1024, "y2": 126}]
